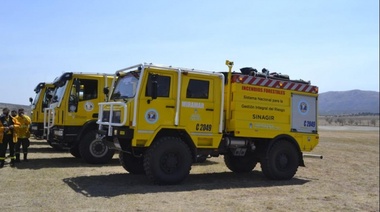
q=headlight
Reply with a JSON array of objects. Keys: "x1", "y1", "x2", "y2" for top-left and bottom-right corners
[
  {"x1": 102, "y1": 110, "x2": 122, "y2": 123},
  {"x1": 54, "y1": 129, "x2": 64, "y2": 136},
  {"x1": 113, "y1": 111, "x2": 121, "y2": 123},
  {"x1": 31, "y1": 126, "x2": 38, "y2": 131}
]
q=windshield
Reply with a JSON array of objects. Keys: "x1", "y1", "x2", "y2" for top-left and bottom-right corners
[
  {"x1": 43, "y1": 87, "x2": 55, "y2": 108},
  {"x1": 111, "y1": 72, "x2": 140, "y2": 100},
  {"x1": 51, "y1": 81, "x2": 68, "y2": 104},
  {"x1": 31, "y1": 91, "x2": 42, "y2": 110},
  {"x1": 32, "y1": 87, "x2": 54, "y2": 110}
]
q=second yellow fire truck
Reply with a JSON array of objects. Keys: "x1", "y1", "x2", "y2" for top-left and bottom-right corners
[{"x1": 45, "y1": 72, "x2": 115, "y2": 164}]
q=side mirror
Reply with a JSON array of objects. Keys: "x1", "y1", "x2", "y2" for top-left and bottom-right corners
[
  {"x1": 103, "y1": 87, "x2": 109, "y2": 95},
  {"x1": 29, "y1": 97, "x2": 33, "y2": 104}
]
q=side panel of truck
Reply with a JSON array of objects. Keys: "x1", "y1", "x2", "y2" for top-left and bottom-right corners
[{"x1": 229, "y1": 83, "x2": 291, "y2": 137}]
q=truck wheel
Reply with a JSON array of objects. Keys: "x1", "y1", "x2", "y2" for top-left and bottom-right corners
[
  {"x1": 144, "y1": 136, "x2": 192, "y2": 185},
  {"x1": 70, "y1": 145, "x2": 81, "y2": 158},
  {"x1": 224, "y1": 151, "x2": 258, "y2": 173},
  {"x1": 260, "y1": 140, "x2": 299, "y2": 180},
  {"x1": 79, "y1": 130, "x2": 115, "y2": 164},
  {"x1": 119, "y1": 152, "x2": 145, "y2": 174}
]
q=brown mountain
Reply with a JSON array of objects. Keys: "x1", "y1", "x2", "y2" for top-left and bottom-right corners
[
  {"x1": 0, "y1": 103, "x2": 31, "y2": 115},
  {"x1": 319, "y1": 90, "x2": 379, "y2": 115}
]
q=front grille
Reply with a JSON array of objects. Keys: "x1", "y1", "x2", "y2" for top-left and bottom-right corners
[{"x1": 102, "y1": 111, "x2": 121, "y2": 124}]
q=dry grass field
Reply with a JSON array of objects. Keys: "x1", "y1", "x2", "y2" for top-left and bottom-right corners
[{"x1": 0, "y1": 127, "x2": 379, "y2": 212}]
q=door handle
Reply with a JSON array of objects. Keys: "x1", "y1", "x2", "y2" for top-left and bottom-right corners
[
  {"x1": 206, "y1": 108, "x2": 214, "y2": 111},
  {"x1": 166, "y1": 105, "x2": 175, "y2": 108}
]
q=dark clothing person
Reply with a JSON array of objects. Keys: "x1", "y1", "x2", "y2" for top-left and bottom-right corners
[{"x1": 0, "y1": 108, "x2": 20, "y2": 168}]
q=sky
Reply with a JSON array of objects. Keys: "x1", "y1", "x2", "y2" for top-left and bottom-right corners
[{"x1": 1, "y1": 0, "x2": 379, "y2": 105}]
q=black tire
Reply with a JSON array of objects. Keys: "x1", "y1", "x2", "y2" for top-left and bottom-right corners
[
  {"x1": 119, "y1": 152, "x2": 145, "y2": 174},
  {"x1": 144, "y1": 136, "x2": 192, "y2": 185},
  {"x1": 224, "y1": 151, "x2": 258, "y2": 173},
  {"x1": 260, "y1": 140, "x2": 299, "y2": 180},
  {"x1": 70, "y1": 145, "x2": 81, "y2": 158},
  {"x1": 79, "y1": 130, "x2": 115, "y2": 164}
]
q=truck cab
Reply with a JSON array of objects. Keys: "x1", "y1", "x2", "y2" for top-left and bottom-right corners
[
  {"x1": 45, "y1": 72, "x2": 115, "y2": 164},
  {"x1": 29, "y1": 82, "x2": 55, "y2": 139}
]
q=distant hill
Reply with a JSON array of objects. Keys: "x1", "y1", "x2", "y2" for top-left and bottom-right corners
[
  {"x1": 1, "y1": 89, "x2": 379, "y2": 116},
  {"x1": 319, "y1": 90, "x2": 379, "y2": 115},
  {"x1": 0, "y1": 103, "x2": 31, "y2": 115}
]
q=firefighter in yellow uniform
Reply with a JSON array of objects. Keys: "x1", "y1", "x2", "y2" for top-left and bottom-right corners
[
  {"x1": 0, "y1": 108, "x2": 20, "y2": 168},
  {"x1": 14, "y1": 108, "x2": 32, "y2": 162}
]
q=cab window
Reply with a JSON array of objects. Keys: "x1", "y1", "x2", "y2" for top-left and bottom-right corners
[
  {"x1": 70, "y1": 79, "x2": 98, "y2": 103},
  {"x1": 79, "y1": 79, "x2": 98, "y2": 101},
  {"x1": 186, "y1": 79, "x2": 209, "y2": 99},
  {"x1": 146, "y1": 75, "x2": 171, "y2": 97}
]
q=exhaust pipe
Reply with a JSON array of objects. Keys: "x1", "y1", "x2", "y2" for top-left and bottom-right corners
[{"x1": 303, "y1": 153, "x2": 323, "y2": 159}]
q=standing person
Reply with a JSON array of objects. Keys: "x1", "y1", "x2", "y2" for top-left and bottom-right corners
[
  {"x1": 0, "y1": 108, "x2": 20, "y2": 168},
  {"x1": 14, "y1": 108, "x2": 31, "y2": 162},
  {"x1": 6, "y1": 109, "x2": 18, "y2": 158}
]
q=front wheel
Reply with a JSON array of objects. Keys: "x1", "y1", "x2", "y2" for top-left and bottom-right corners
[
  {"x1": 144, "y1": 136, "x2": 192, "y2": 185},
  {"x1": 260, "y1": 140, "x2": 300, "y2": 180},
  {"x1": 119, "y1": 152, "x2": 145, "y2": 174},
  {"x1": 79, "y1": 130, "x2": 115, "y2": 164}
]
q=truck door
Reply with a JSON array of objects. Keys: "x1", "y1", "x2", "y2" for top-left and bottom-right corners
[
  {"x1": 67, "y1": 77, "x2": 99, "y2": 125},
  {"x1": 138, "y1": 71, "x2": 177, "y2": 133},
  {"x1": 179, "y1": 74, "x2": 221, "y2": 147}
]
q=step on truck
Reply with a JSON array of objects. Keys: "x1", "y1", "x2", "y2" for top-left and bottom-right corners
[
  {"x1": 97, "y1": 61, "x2": 320, "y2": 184},
  {"x1": 44, "y1": 72, "x2": 115, "y2": 164},
  {"x1": 29, "y1": 82, "x2": 55, "y2": 139}
]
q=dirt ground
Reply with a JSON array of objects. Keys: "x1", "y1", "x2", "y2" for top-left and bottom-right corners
[{"x1": 0, "y1": 127, "x2": 379, "y2": 212}]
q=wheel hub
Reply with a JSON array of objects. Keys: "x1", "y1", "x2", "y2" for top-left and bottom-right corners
[
  {"x1": 278, "y1": 153, "x2": 289, "y2": 169},
  {"x1": 161, "y1": 152, "x2": 179, "y2": 173},
  {"x1": 90, "y1": 140, "x2": 107, "y2": 158}
]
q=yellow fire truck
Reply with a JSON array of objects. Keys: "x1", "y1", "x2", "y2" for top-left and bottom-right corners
[
  {"x1": 29, "y1": 82, "x2": 55, "y2": 139},
  {"x1": 45, "y1": 72, "x2": 115, "y2": 164},
  {"x1": 97, "y1": 61, "x2": 319, "y2": 184}
]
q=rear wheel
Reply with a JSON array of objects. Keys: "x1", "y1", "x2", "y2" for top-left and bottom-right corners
[
  {"x1": 79, "y1": 130, "x2": 115, "y2": 164},
  {"x1": 144, "y1": 136, "x2": 192, "y2": 185},
  {"x1": 119, "y1": 152, "x2": 145, "y2": 174},
  {"x1": 224, "y1": 151, "x2": 258, "y2": 173},
  {"x1": 260, "y1": 140, "x2": 299, "y2": 180}
]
